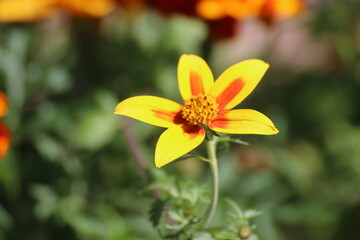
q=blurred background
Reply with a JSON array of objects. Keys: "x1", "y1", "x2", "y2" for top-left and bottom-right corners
[{"x1": 1, "y1": 0, "x2": 360, "y2": 239}]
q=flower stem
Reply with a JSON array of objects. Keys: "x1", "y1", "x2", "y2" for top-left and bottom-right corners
[{"x1": 203, "y1": 136, "x2": 219, "y2": 226}]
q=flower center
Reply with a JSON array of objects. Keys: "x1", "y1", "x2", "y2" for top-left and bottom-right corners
[{"x1": 181, "y1": 94, "x2": 219, "y2": 125}]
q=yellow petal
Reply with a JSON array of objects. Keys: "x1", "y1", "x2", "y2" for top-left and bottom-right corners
[
  {"x1": 0, "y1": 0, "x2": 55, "y2": 22},
  {"x1": 209, "y1": 109, "x2": 279, "y2": 135},
  {"x1": 114, "y1": 96, "x2": 183, "y2": 128},
  {"x1": 155, "y1": 125, "x2": 205, "y2": 168},
  {"x1": 178, "y1": 54, "x2": 214, "y2": 101},
  {"x1": 209, "y1": 59, "x2": 269, "y2": 111}
]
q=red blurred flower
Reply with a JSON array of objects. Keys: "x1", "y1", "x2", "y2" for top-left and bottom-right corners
[
  {"x1": 0, "y1": 92, "x2": 10, "y2": 159},
  {"x1": 206, "y1": 16, "x2": 238, "y2": 40},
  {"x1": 145, "y1": 0, "x2": 198, "y2": 16},
  {"x1": 143, "y1": 0, "x2": 238, "y2": 40},
  {"x1": 0, "y1": 122, "x2": 10, "y2": 159}
]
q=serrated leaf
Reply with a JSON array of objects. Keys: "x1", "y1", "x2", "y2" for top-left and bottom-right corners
[
  {"x1": 149, "y1": 198, "x2": 167, "y2": 227},
  {"x1": 225, "y1": 198, "x2": 243, "y2": 217},
  {"x1": 244, "y1": 209, "x2": 262, "y2": 219},
  {"x1": 247, "y1": 235, "x2": 260, "y2": 240},
  {"x1": 167, "y1": 208, "x2": 185, "y2": 223},
  {"x1": 192, "y1": 232, "x2": 214, "y2": 240},
  {"x1": 143, "y1": 181, "x2": 179, "y2": 198},
  {"x1": 179, "y1": 185, "x2": 200, "y2": 207},
  {"x1": 213, "y1": 229, "x2": 239, "y2": 240}
]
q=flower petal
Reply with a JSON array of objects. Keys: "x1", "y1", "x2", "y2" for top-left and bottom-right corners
[
  {"x1": 114, "y1": 96, "x2": 183, "y2": 128},
  {"x1": 0, "y1": 0, "x2": 55, "y2": 22},
  {"x1": 0, "y1": 92, "x2": 8, "y2": 118},
  {"x1": 196, "y1": 0, "x2": 226, "y2": 20},
  {"x1": 59, "y1": 0, "x2": 115, "y2": 17},
  {"x1": 263, "y1": 0, "x2": 304, "y2": 19},
  {"x1": 209, "y1": 59, "x2": 269, "y2": 111},
  {"x1": 155, "y1": 124, "x2": 205, "y2": 168},
  {"x1": 0, "y1": 122, "x2": 10, "y2": 159},
  {"x1": 178, "y1": 54, "x2": 214, "y2": 101},
  {"x1": 209, "y1": 109, "x2": 279, "y2": 135},
  {"x1": 225, "y1": 0, "x2": 264, "y2": 19}
]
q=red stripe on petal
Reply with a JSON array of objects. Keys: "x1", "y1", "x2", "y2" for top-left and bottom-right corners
[
  {"x1": 215, "y1": 78, "x2": 245, "y2": 111},
  {"x1": 190, "y1": 72, "x2": 204, "y2": 96},
  {"x1": 209, "y1": 112, "x2": 229, "y2": 129},
  {"x1": 151, "y1": 109, "x2": 178, "y2": 123},
  {"x1": 181, "y1": 124, "x2": 203, "y2": 138},
  {"x1": 152, "y1": 110, "x2": 188, "y2": 126},
  {"x1": 209, "y1": 120, "x2": 229, "y2": 130}
]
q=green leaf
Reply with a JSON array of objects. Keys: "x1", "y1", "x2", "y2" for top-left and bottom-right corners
[
  {"x1": 225, "y1": 198, "x2": 244, "y2": 218},
  {"x1": 149, "y1": 198, "x2": 167, "y2": 227},
  {"x1": 167, "y1": 208, "x2": 185, "y2": 224},
  {"x1": 244, "y1": 210, "x2": 262, "y2": 219},
  {"x1": 192, "y1": 232, "x2": 214, "y2": 240}
]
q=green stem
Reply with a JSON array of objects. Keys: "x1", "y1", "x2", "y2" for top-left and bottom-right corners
[{"x1": 203, "y1": 136, "x2": 219, "y2": 226}]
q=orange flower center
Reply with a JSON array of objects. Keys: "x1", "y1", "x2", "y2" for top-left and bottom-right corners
[{"x1": 181, "y1": 94, "x2": 219, "y2": 125}]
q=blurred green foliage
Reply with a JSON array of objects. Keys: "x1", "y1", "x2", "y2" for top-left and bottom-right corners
[{"x1": 1, "y1": 1, "x2": 360, "y2": 239}]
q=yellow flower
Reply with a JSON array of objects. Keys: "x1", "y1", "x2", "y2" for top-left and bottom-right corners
[
  {"x1": 114, "y1": 54, "x2": 278, "y2": 168},
  {"x1": 0, "y1": 0, "x2": 115, "y2": 22}
]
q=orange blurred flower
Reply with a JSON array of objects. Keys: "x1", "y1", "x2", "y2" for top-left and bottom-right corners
[
  {"x1": 116, "y1": 0, "x2": 145, "y2": 12},
  {"x1": 196, "y1": 0, "x2": 304, "y2": 22},
  {"x1": 0, "y1": 0, "x2": 55, "y2": 22},
  {"x1": 260, "y1": 0, "x2": 305, "y2": 24},
  {"x1": 0, "y1": 122, "x2": 10, "y2": 159},
  {"x1": 195, "y1": 0, "x2": 305, "y2": 38},
  {"x1": 0, "y1": 0, "x2": 116, "y2": 22},
  {"x1": 141, "y1": 0, "x2": 305, "y2": 40},
  {"x1": 0, "y1": 92, "x2": 10, "y2": 159},
  {"x1": 58, "y1": 0, "x2": 116, "y2": 18},
  {"x1": 0, "y1": 92, "x2": 8, "y2": 118},
  {"x1": 142, "y1": 0, "x2": 238, "y2": 40},
  {"x1": 196, "y1": 0, "x2": 264, "y2": 20},
  {"x1": 195, "y1": 0, "x2": 263, "y2": 40},
  {"x1": 114, "y1": 0, "x2": 304, "y2": 40}
]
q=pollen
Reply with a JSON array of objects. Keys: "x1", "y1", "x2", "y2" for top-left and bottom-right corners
[{"x1": 181, "y1": 94, "x2": 219, "y2": 125}]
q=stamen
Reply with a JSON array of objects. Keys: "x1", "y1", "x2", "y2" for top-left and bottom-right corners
[{"x1": 181, "y1": 94, "x2": 219, "y2": 125}]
